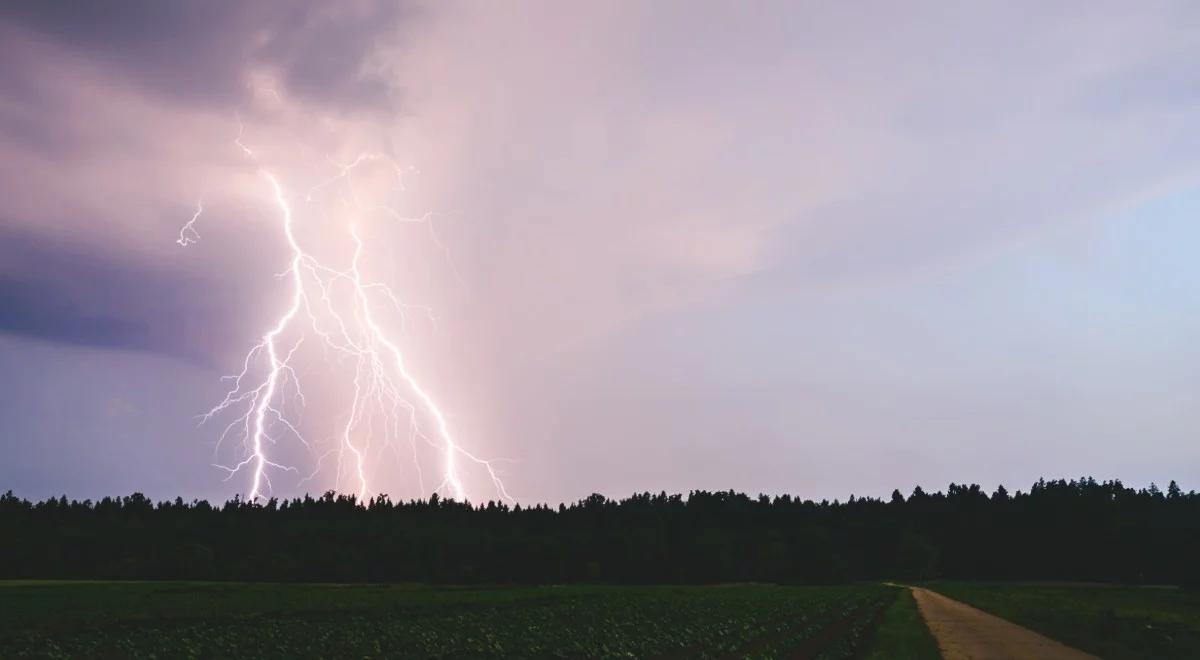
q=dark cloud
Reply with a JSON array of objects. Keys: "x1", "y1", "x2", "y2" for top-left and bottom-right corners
[
  {"x1": 0, "y1": 0, "x2": 411, "y2": 111},
  {"x1": 0, "y1": 227, "x2": 232, "y2": 362},
  {"x1": 0, "y1": 277, "x2": 151, "y2": 353},
  {"x1": 0, "y1": 1, "x2": 416, "y2": 359}
]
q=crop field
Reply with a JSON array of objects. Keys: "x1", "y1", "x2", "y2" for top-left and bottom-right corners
[
  {"x1": 928, "y1": 581, "x2": 1200, "y2": 660},
  {"x1": 0, "y1": 581, "x2": 900, "y2": 658}
]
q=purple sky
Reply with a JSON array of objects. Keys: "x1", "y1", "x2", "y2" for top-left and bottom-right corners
[{"x1": 2, "y1": 1, "x2": 1199, "y2": 504}]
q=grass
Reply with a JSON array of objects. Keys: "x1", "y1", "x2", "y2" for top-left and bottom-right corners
[
  {"x1": 927, "y1": 581, "x2": 1200, "y2": 660},
  {"x1": 861, "y1": 586, "x2": 940, "y2": 660},
  {"x1": 0, "y1": 581, "x2": 894, "y2": 658}
]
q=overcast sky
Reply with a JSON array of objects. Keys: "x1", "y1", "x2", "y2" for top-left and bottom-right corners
[{"x1": 2, "y1": 1, "x2": 1199, "y2": 504}]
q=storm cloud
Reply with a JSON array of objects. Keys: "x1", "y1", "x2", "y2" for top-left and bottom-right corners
[
  {"x1": 2, "y1": 1, "x2": 1199, "y2": 504},
  {"x1": 0, "y1": 1, "x2": 410, "y2": 110}
]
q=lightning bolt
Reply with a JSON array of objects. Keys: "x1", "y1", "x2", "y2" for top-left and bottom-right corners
[
  {"x1": 233, "y1": 112, "x2": 255, "y2": 158},
  {"x1": 176, "y1": 200, "x2": 202, "y2": 247},
  {"x1": 192, "y1": 115, "x2": 513, "y2": 505}
]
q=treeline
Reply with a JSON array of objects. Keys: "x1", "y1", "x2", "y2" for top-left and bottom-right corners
[{"x1": 2, "y1": 477, "x2": 1198, "y2": 585}]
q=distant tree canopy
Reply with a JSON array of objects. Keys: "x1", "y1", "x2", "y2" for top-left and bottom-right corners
[{"x1": 3, "y1": 477, "x2": 1198, "y2": 585}]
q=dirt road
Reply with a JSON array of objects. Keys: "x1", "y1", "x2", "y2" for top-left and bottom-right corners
[{"x1": 911, "y1": 587, "x2": 1098, "y2": 660}]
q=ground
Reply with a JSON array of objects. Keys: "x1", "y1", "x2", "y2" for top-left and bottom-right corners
[
  {"x1": 913, "y1": 587, "x2": 1095, "y2": 660},
  {"x1": 0, "y1": 581, "x2": 904, "y2": 658},
  {"x1": 925, "y1": 581, "x2": 1200, "y2": 660},
  {"x1": 9, "y1": 580, "x2": 1189, "y2": 658},
  {"x1": 862, "y1": 587, "x2": 940, "y2": 660}
]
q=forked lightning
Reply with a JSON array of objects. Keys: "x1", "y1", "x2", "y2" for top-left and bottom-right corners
[{"x1": 183, "y1": 118, "x2": 512, "y2": 504}]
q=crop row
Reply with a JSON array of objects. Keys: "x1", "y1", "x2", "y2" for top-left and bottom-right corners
[{"x1": 8, "y1": 585, "x2": 890, "y2": 659}]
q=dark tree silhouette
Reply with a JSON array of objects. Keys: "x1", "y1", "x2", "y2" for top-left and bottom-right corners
[{"x1": 1, "y1": 477, "x2": 1197, "y2": 585}]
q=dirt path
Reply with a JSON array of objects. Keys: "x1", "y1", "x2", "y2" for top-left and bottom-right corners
[{"x1": 911, "y1": 587, "x2": 1098, "y2": 660}]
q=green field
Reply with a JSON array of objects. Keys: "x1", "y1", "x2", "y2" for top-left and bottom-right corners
[
  {"x1": 0, "y1": 581, "x2": 926, "y2": 658},
  {"x1": 861, "y1": 588, "x2": 940, "y2": 660},
  {"x1": 928, "y1": 581, "x2": 1200, "y2": 660}
]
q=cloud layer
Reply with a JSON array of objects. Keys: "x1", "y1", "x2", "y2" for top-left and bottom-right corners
[{"x1": 2, "y1": 1, "x2": 1199, "y2": 502}]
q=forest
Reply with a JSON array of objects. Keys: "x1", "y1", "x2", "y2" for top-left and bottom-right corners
[{"x1": 2, "y1": 477, "x2": 1197, "y2": 585}]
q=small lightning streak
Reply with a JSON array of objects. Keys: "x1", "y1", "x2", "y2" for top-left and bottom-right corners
[
  {"x1": 176, "y1": 200, "x2": 202, "y2": 247},
  {"x1": 234, "y1": 113, "x2": 254, "y2": 158},
  {"x1": 193, "y1": 119, "x2": 513, "y2": 505}
]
